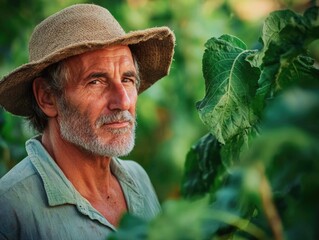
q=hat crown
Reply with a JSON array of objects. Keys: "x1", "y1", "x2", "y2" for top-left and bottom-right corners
[{"x1": 29, "y1": 4, "x2": 125, "y2": 62}]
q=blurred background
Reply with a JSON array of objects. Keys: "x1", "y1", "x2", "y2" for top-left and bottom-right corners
[{"x1": 0, "y1": 0, "x2": 316, "y2": 202}]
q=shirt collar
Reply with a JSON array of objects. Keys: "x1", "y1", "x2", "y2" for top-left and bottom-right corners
[
  {"x1": 26, "y1": 136, "x2": 78, "y2": 206},
  {"x1": 25, "y1": 136, "x2": 144, "y2": 216},
  {"x1": 110, "y1": 158, "x2": 144, "y2": 215}
]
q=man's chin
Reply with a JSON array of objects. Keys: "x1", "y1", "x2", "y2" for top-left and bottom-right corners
[{"x1": 92, "y1": 134, "x2": 135, "y2": 157}]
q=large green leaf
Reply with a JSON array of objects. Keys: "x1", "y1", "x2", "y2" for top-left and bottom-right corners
[
  {"x1": 274, "y1": 55, "x2": 319, "y2": 91},
  {"x1": 197, "y1": 35, "x2": 260, "y2": 144},
  {"x1": 181, "y1": 134, "x2": 223, "y2": 199},
  {"x1": 303, "y1": 6, "x2": 319, "y2": 39},
  {"x1": 248, "y1": 7, "x2": 319, "y2": 105},
  {"x1": 220, "y1": 126, "x2": 259, "y2": 169},
  {"x1": 251, "y1": 9, "x2": 305, "y2": 68}
]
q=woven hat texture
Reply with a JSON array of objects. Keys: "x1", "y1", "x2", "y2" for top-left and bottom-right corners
[{"x1": 0, "y1": 4, "x2": 175, "y2": 116}]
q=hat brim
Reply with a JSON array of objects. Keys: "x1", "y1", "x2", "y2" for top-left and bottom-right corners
[{"x1": 0, "y1": 27, "x2": 175, "y2": 116}]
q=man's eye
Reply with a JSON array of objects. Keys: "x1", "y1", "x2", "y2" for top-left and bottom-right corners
[
  {"x1": 89, "y1": 80, "x2": 101, "y2": 85},
  {"x1": 123, "y1": 78, "x2": 135, "y2": 84}
]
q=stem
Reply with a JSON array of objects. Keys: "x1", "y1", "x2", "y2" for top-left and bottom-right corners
[
  {"x1": 259, "y1": 165, "x2": 284, "y2": 240},
  {"x1": 206, "y1": 210, "x2": 266, "y2": 239}
]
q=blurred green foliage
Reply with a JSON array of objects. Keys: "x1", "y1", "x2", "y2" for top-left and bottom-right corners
[
  {"x1": 107, "y1": 4, "x2": 319, "y2": 240},
  {"x1": 0, "y1": 0, "x2": 314, "y2": 202}
]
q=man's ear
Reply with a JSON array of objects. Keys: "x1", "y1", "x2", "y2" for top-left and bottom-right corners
[{"x1": 33, "y1": 77, "x2": 58, "y2": 117}]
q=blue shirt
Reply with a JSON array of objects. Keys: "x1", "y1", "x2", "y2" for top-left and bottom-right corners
[{"x1": 0, "y1": 137, "x2": 161, "y2": 239}]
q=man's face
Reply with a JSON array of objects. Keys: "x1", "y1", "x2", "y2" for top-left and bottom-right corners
[{"x1": 56, "y1": 46, "x2": 138, "y2": 157}]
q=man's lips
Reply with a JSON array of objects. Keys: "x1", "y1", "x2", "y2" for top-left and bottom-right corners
[{"x1": 103, "y1": 120, "x2": 131, "y2": 128}]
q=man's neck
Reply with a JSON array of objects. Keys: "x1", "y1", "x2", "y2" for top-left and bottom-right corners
[
  {"x1": 41, "y1": 128, "x2": 113, "y2": 199},
  {"x1": 41, "y1": 126, "x2": 128, "y2": 226}
]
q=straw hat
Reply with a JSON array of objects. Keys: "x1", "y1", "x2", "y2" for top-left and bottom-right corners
[{"x1": 0, "y1": 4, "x2": 175, "y2": 116}]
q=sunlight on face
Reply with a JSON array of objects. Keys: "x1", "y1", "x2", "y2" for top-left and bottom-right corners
[
  {"x1": 57, "y1": 95, "x2": 136, "y2": 157},
  {"x1": 55, "y1": 46, "x2": 138, "y2": 157}
]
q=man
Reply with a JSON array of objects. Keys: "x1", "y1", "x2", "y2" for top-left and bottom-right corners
[{"x1": 0, "y1": 4, "x2": 175, "y2": 240}]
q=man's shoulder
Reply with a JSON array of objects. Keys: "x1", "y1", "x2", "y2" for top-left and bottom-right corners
[{"x1": 0, "y1": 156, "x2": 37, "y2": 197}]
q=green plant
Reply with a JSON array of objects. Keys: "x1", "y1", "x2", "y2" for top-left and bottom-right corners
[
  {"x1": 182, "y1": 5, "x2": 319, "y2": 239},
  {"x1": 0, "y1": 110, "x2": 30, "y2": 177},
  {"x1": 108, "y1": 6, "x2": 319, "y2": 240}
]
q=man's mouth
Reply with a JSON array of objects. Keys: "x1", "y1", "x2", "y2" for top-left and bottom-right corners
[
  {"x1": 103, "y1": 120, "x2": 131, "y2": 128},
  {"x1": 95, "y1": 111, "x2": 135, "y2": 129}
]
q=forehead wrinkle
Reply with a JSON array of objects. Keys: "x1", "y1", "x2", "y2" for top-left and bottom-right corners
[{"x1": 64, "y1": 48, "x2": 136, "y2": 85}]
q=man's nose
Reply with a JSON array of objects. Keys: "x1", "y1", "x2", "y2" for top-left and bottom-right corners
[{"x1": 107, "y1": 84, "x2": 131, "y2": 111}]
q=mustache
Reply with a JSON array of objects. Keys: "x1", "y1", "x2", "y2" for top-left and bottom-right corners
[{"x1": 95, "y1": 111, "x2": 135, "y2": 128}]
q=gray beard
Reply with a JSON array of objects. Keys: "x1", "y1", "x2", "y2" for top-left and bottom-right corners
[{"x1": 57, "y1": 96, "x2": 136, "y2": 158}]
